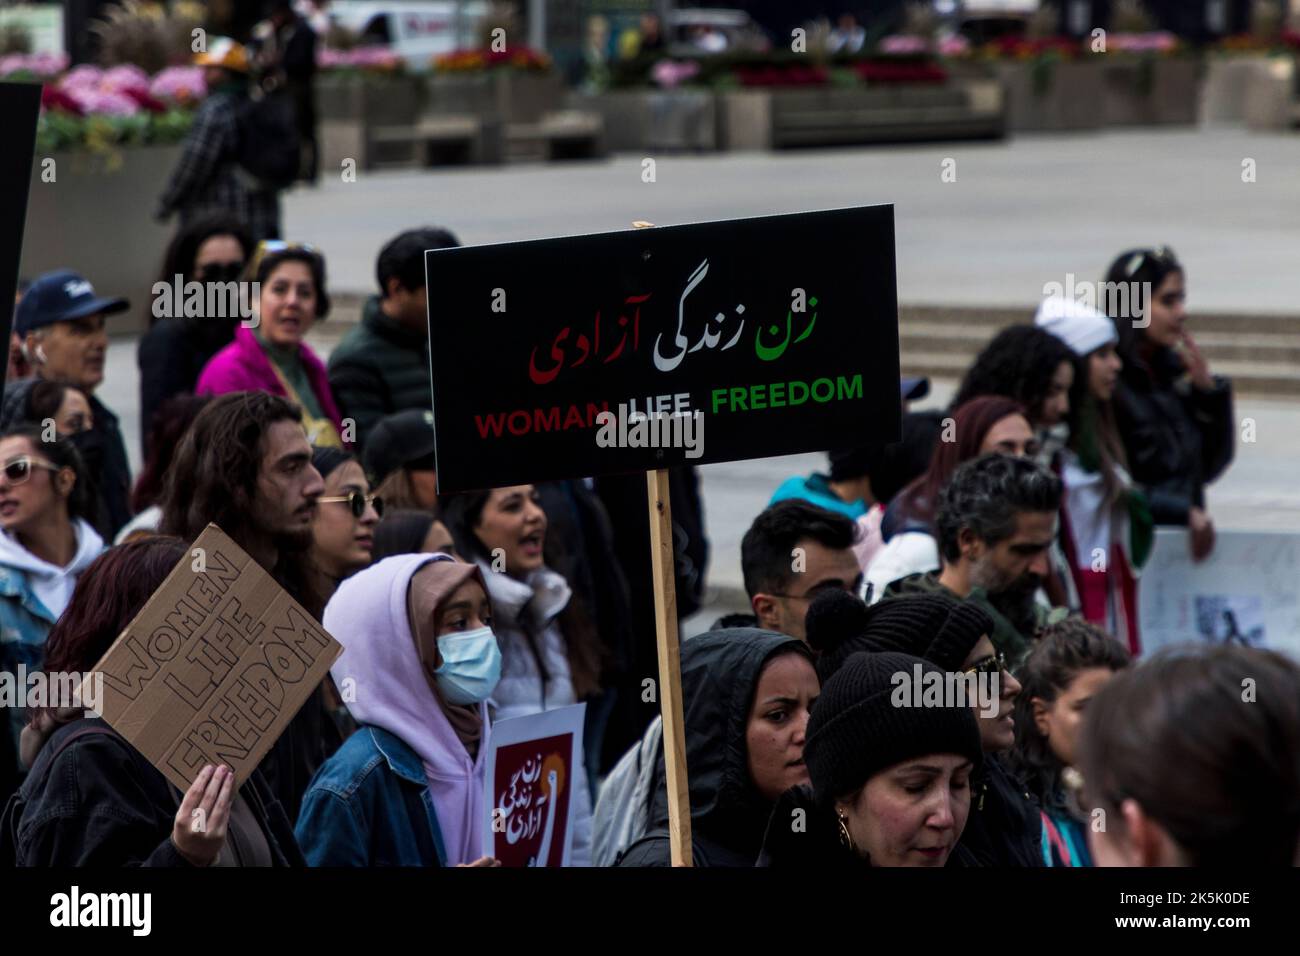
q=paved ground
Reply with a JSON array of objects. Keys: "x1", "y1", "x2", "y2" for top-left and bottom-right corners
[
  {"x1": 99, "y1": 128, "x2": 1300, "y2": 626},
  {"x1": 282, "y1": 127, "x2": 1300, "y2": 314}
]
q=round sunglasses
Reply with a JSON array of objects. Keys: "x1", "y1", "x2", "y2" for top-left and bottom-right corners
[{"x1": 318, "y1": 491, "x2": 384, "y2": 519}]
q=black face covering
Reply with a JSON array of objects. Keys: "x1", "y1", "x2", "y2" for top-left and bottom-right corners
[{"x1": 68, "y1": 427, "x2": 105, "y2": 475}]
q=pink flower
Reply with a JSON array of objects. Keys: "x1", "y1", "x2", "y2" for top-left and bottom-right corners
[
  {"x1": 651, "y1": 59, "x2": 700, "y2": 87},
  {"x1": 317, "y1": 45, "x2": 401, "y2": 69},
  {"x1": 938, "y1": 35, "x2": 970, "y2": 57},
  {"x1": 59, "y1": 64, "x2": 104, "y2": 90},
  {"x1": 150, "y1": 65, "x2": 207, "y2": 103},
  {"x1": 879, "y1": 35, "x2": 931, "y2": 56},
  {"x1": 101, "y1": 63, "x2": 151, "y2": 94},
  {"x1": 65, "y1": 88, "x2": 141, "y2": 116},
  {"x1": 1109, "y1": 31, "x2": 1178, "y2": 53},
  {"x1": 0, "y1": 51, "x2": 69, "y2": 78}
]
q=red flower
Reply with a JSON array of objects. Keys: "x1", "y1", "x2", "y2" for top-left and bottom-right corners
[
  {"x1": 122, "y1": 87, "x2": 167, "y2": 114},
  {"x1": 40, "y1": 85, "x2": 84, "y2": 115}
]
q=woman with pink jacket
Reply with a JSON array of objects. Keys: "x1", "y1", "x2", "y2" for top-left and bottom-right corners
[{"x1": 196, "y1": 241, "x2": 348, "y2": 448}]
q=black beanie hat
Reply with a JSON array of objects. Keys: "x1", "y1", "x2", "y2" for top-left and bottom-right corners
[
  {"x1": 808, "y1": 590, "x2": 994, "y2": 682},
  {"x1": 804, "y1": 650, "x2": 983, "y2": 810}
]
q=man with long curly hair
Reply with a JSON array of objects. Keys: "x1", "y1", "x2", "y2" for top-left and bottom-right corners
[{"x1": 156, "y1": 390, "x2": 334, "y2": 824}]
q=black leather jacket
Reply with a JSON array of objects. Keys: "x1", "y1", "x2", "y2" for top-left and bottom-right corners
[{"x1": 1111, "y1": 346, "x2": 1234, "y2": 525}]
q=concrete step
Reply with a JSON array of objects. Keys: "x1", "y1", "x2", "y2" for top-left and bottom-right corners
[
  {"x1": 902, "y1": 304, "x2": 1300, "y2": 336},
  {"x1": 322, "y1": 292, "x2": 1300, "y2": 399},
  {"x1": 901, "y1": 321, "x2": 1300, "y2": 365},
  {"x1": 901, "y1": 350, "x2": 1300, "y2": 397}
]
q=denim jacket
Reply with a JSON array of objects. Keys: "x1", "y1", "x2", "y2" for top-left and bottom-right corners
[
  {"x1": 0, "y1": 567, "x2": 56, "y2": 772},
  {"x1": 294, "y1": 725, "x2": 448, "y2": 867}
]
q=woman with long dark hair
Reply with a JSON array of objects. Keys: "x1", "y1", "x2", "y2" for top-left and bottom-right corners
[
  {"x1": 138, "y1": 214, "x2": 253, "y2": 452},
  {"x1": 1102, "y1": 247, "x2": 1233, "y2": 561},
  {"x1": 440, "y1": 484, "x2": 606, "y2": 864},
  {"x1": 1010, "y1": 618, "x2": 1130, "y2": 866},
  {"x1": 951, "y1": 324, "x2": 1076, "y2": 443},
  {"x1": 1, "y1": 538, "x2": 304, "y2": 866},
  {"x1": 371, "y1": 508, "x2": 455, "y2": 563},
  {"x1": 867, "y1": 396, "x2": 1036, "y2": 600}
]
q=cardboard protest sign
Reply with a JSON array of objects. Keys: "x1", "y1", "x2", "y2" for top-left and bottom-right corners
[
  {"x1": 82, "y1": 524, "x2": 343, "y2": 791},
  {"x1": 0, "y1": 83, "x2": 41, "y2": 397},
  {"x1": 1140, "y1": 528, "x2": 1300, "y2": 660},
  {"x1": 428, "y1": 205, "x2": 900, "y2": 492},
  {"x1": 483, "y1": 703, "x2": 586, "y2": 867}
]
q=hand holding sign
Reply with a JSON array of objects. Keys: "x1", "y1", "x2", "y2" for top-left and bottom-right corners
[{"x1": 171, "y1": 763, "x2": 234, "y2": 867}]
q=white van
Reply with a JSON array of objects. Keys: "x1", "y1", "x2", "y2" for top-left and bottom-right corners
[{"x1": 327, "y1": 1, "x2": 490, "y2": 70}]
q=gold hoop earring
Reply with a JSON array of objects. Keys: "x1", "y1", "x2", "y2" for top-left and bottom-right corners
[{"x1": 836, "y1": 810, "x2": 856, "y2": 854}]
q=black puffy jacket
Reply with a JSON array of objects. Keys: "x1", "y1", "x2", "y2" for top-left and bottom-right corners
[
  {"x1": 1112, "y1": 347, "x2": 1233, "y2": 525},
  {"x1": 615, "y1": 628, "x2": 812, "y2": 867}
]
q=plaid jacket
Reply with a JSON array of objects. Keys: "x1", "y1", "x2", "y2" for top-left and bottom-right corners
[{"x1": 157, "y1": 90, "x2": 282, "y2": 242}]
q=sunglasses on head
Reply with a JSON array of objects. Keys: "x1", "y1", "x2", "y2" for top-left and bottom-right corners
[
  {"x1": 318, "y1": 491, "x2": 384, "y2": 518},
  {"x1": 257, "y1": 240, "x2": 318, "y2": 255},
  {"x1": 251, "y1": 240, "x2": 321, "y2": 276},
  {"x1": 964, "y1": 650, "x2": 1008, "y2": 677},
  {"x1": 1121, "y1": 245, "x2": 1178, "y2": 279},
  {"x1": 2, "y1": 456, "x2": 60, "y2": 485}
]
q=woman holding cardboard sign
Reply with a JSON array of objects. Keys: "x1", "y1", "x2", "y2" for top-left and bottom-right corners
[
  {"x1": 298, "y1": 554, "x2": 500, "y2": 866},
  {"x1": 2, "y1": 537, "x2": 304, "y2": 866}
]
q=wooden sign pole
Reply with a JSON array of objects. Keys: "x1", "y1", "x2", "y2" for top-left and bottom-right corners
[
  {"x1": 646, "y1": 468, "x2": 693, "y2": 867},
  {"x1": 631, "y1": 219, "x2": 691, "y2": 866}
]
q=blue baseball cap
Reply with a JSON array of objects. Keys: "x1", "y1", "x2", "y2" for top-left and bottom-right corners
[{"x1": 14, "y1": 269, "x2": 128, "y2": 336}]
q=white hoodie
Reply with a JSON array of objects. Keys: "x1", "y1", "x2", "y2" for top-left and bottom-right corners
[{"x1": 0, "y1": 518, "x2": 104, "y2": 619}]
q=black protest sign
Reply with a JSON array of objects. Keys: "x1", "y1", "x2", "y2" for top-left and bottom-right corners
[
  {"x1": 0, "y1": 82, "x2": 41, "y2": 396},
  {"x1": 428, "y1": 205, "x2": 900, "y2": 492}
]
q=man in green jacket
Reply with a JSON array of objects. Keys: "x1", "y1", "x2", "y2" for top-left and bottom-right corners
[
  {"x1": 882, "y1": 454, "x2": 1067, "y2": 671},
  {"x1": 328, "y1": 227, "x2": 460, "y2": 451}
]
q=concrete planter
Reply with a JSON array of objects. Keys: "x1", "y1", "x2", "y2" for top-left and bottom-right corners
[
  {"x1": 424, "y1": 70, "x2": 564, "y2": 121},
  {"x1": 1244, "y1": 55, "x2": 1298, "y2": 130},
  {"x1": 1201, "y1": 54, "x2": 1280, "y2": 124},
  {"x1": 769, "y1": 82, "x2": 1005, "y2": 146},
  {"x1": 1102, "y1": 57, "x2": 1198, "y2": 126},
  {"x1": 21, "y1": 146, "x2": 182, "y2": 336},
  {"x1": 317, "y1": 73, "x2": 423, "y2": 170},
  {"x1": 570, "y1": 89, "x2": 716, "y2": 152},
  {"x1": 996, "y1": 60, "x2": 1105, "y2": 131},
  {"x1": 716, "y1": 90, "x2": 772, "y2": 151}
]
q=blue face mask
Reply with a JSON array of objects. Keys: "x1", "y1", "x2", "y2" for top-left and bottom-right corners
[{"x1": 434, "y1": 626, "x2": 501, "y2": 705}]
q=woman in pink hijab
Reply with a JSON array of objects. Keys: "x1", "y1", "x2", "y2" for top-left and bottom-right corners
[{"x1": 297, "y1": 553, "x2": 500, "y2": 866}]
